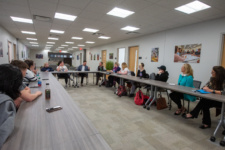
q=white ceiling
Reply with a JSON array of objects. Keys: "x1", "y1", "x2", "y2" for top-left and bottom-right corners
[{"x1": 0, "y1": 0, "x2": 225, "y2": 52}]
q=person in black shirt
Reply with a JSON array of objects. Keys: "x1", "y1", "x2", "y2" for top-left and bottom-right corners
[
  {"x1": 155, "y1": 65, "x2": 169, "y2": 82},
  {"x1": 41, "y1": 63, "x2": 54, "y2": 72},
  {"x1": 129, "y1": 63, "x2": 146, "y2": 97},
  {"x1": 96, "y1": 62, "x2": 106, "y2": 85}
]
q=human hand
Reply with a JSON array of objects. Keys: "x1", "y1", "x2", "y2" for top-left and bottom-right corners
[
  {"x1": 36, "y1": 91, "x2": 42, "y2": 96},
  {"x1": 203, "y1": 86, "x2": 211, "y2": 92}
]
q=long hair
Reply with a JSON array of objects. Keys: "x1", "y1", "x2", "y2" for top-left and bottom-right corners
[
  {"x1": 121, "y1": 62, "x2": 127, "y2": 70},
  {"x1": 24, "y1": 59, "x2": 34, "y2": 69},
  {"x1": 183, "y1": 63, "x2": 194, "y2": 78},
  {"x1": 211, "y1": 66, "x2": 225, "y2": 90},
  {"x1": 58, "y1": 60, "x2": 63, "y2": 66},
  {"x1": 0, "y1": 64, "x2": 22, "y2": 100}
]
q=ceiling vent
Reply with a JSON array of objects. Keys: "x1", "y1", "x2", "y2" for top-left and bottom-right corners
[
  {"x1": 49, "y1": 34, "x2": 60, "y2": 37},
  {"x1": 126, "y1": 32, "x2": 140, "y2": 35},
  {"x1": 92, "y1": 32, "x2": 104, "y2": 36},
  {"x1": 33, "y1": 15, "x2": 52, "y2": 22}
]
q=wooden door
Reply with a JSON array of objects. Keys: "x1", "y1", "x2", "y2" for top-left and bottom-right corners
[
  {"x1": 102, "y1": 50, "x2": 107, "y2": 68},
  {"x1": 129, "y1": 46, "x2": 139, "y2": 74},
  {"x1": 8, "y1": 41, "x2": 12, "y2": 63},
  {"x1": 13, "y1": 44, "x2": 17, "y2": 60},
  {"x1": 221, "y1": 35, "x2": 225, "y2": 68},
  {"x1": 80, "y1": 53, "x2": 82, "y2": 65}
]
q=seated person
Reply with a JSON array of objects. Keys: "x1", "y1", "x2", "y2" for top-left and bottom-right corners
[
  {"x1": 23, "y1": 60, "x2": 37, "y2": 85},
  {"x1": 96, "y1": 62, "x2": 106, "y2": 85},
  {"x1": 116, "y1": 62, "x2": 130, "y2": 85},
  {"x1": 169, "y1": 64, "x2": 196, "y2": 115},
  {"x1": 0, "y1": 64, "x2": 22, "y2": 148},
  {"x1": 41, "y1": 62, "x2": 54, "y2": 72},
  {"x1": 183, "y1": 66, "x2": 225, "y2": 129},
  {"x1": 107, "y1": 62, "x2": 121, "y2": 87},
  {"x1": 57, "y1": 61, "x2": 73, "y2": 88},
  {"x1": 129, "y1": 63, "x2": 146, "y2": 97},
  {"x1": 155, "y1": 65, "x2": 169, "y2": 82},
  {"x1": 77, "y1": 61, "x2": 90, "y2": 86},
  {"x1": 11, "y1": 60, "x2": 42, "y2": 108}
]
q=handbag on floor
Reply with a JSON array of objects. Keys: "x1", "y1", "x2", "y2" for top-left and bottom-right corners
[
  {"x1": 134, "y1": 90, "x2": 144, "y2": 105},
  {"x1": 117, "y1": 85, "x2": 127, "y2": 97},
  {"x1": 156, "y1": 94, "x2": 167, "y2": 110}
]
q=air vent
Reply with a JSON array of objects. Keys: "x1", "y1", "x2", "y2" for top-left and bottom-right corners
[
  {"x1": 126, "y1": 32, "x2": 140, "y2": 35},
  {"x1": 92, "y1": 32, "x2": 104, "y2": 36},
  {"x1": 49, "y1": 34, "x2": 60, "y2": 37},
  {"x1": 33, "y1": 15, "x2": 52, "y2": 22}
]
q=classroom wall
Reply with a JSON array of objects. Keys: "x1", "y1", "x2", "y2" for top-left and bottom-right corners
[
  {"x1": 83, "y1": 17, "x2": 225, "y2": 85},
  {"x1": 30, "y1": 50, "x2": 50, "y2": 67},
  {"x1": 0, "y1": 26, "x2": 30, "y2": 64},
  {"x1": 72, "y1": 50, "x2": 84, "y2": 67}
]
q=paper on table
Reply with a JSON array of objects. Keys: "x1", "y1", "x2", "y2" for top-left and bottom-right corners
[{"x1": 169, "y1": 83, "x2": 176, "y2": 85}]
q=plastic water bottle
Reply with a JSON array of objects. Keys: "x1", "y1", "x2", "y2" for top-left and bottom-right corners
[
  {"x1": 45, "y1": 83, "x2": 51, "y2": 100},
  {"x1": 38, "y1": 77, "x2": 42, "y2": 87}
]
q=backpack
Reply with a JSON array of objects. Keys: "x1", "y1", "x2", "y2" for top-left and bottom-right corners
[
  {"x1": 134, "y1": 90, "x2": 144, "y2": 105},
  {"x1": 117, "y1": 85, "x2": 127, "y2": 97}
]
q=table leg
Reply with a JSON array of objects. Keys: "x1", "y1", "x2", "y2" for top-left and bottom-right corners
[
  {"x1": 75, "y1": 73, "x2": 79, "y2": 88},
  {"x1": 93, "y1": 73, "x2": 94, "y2": 84},
  {"x1": 146, "y1": 87, "x2": 158, "y2": 110},
  {"x1": 210, "y1": 102, "x2": 225, "y2": 143},
  {"x1": 143, "y1": 85, "x2": 154, "y2": 109}
]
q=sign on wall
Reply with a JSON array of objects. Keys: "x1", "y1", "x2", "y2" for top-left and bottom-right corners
[
  {"x1": 36, "y1": 54, "x2": 43, "y2": 59},
  {"x1": 151, "y1": 48, "x2": 159, "y2": 62},
  {"x1": 174, "y1": 44, "x2": 201, "y2": 63},
  {"x1": 109, "y1": 53, "x2": 113, "y2": 59}
]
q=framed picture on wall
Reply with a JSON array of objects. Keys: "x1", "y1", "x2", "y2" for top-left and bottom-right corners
[
  {"x1": 36, "y1": 54, "x2": 43, "y2": 59},
  {"x1": 174, "y1": 44, "x2": 201, "y2": 63},
  {"x1": 151, "y1": 48, "x2": 159, "y2": 62},
  {"x1": 0, "y1": 41, "x2": 3, "y2": 57},
  {"x1": 97, "y1": 54, "x2": 99, "y2": 60},
  {"x1": 109, "y1": 53, "x2": 113, "y2": 59},
  {"x1": 94, "y1": 54, "x2": 96, "y2": 60},
  {"x1": 77, "y1": 55, "x2": 79, "y2": 60}
]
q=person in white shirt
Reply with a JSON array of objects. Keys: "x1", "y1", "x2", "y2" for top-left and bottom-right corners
[
  {"x1": 57, "y1": 61, "x2": 71, "y2": 87},
  {"x1": 116, "y1": 62, "x2": 130, "y2": 84},
  {"x1": 23, "y1": 60, "x2": 37, "y2": 85}
]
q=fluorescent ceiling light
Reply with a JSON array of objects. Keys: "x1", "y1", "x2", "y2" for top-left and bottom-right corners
[
  {"x1": 72, "y1": 37, "x2": 83, "y2": 40},
  {"x1": 27, "y1": 38, "x2": 37, "y2": 41},
  {"x1": 47, "y1": 42, "x2": 55, "y2": 44},
  {"x1": 50, "y1": 29, "x2": 64, "y2": 34},
  {"x1": 30, "y1": 42, "x2": 38, "y2": 44},
  {"x1": 86, "y1": 41, "x2": 95, "y2": 44},
  {"x1": 58, "y1": 47, "x2": 64, "y2": 48},
  {"x1": 78, "y1": 44, "x2": 85, "y2": 46},
  {"x1": 10, "y1": 16, "x2": 33, "y2": 24},
  {"x1": 32, "y1": 45, "x2": 39, "y2": 47},
  {"x1": 121, "y1": 26, "x2": 140, "y2": 31},
  {"x1": 72, "y1": 47, "x2": 78, "y2": 48},
  {"x1": 98, "y1": 36, "x2": 111, "y2": 39},
  {"x1": 54, "y1": 12, "x2": 77, "y2": 21},
  {"x1": 107, "y1": 7, "x2": 135, "y2": 18},
  {"x1": 48, "y1": 37, "x2": 58, "y2": 40},
  {"x1": 46, "y1": 45, "x2": 53, "y2": 47},
  {"x1": 22, "y1": 31, "x2": 36, "y2": 35},
  {"x1": 83, "y1": 28, "x2": 99, "y2": 33},
  {"x1": 61, "y1": 45, "x2": 68, "y2": 46},
  {"x1": 175, "y1": 1, "x2": 211, "y2": 14},
  {"x1": 61, "y1": 51, "x2": 67, "y2": 53},
  {"x1": 65, "y1": 42, "x2": 74, "y2": 44},
  {"x1": 44, "y1": 49, "x2": 50, "y2": 51}
]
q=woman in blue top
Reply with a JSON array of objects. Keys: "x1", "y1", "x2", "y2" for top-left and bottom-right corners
[{"x1": 169, "y1": 64, "x2": 196, "y2": 115}]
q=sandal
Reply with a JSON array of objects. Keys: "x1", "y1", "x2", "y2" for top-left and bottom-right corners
[{"x1": 174, "y1": 109, "x2": 182, "y2": 115}]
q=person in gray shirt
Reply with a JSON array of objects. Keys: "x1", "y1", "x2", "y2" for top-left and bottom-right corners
[{"x1": 0, "y1": 64, "x2": 23, "y2": 148}]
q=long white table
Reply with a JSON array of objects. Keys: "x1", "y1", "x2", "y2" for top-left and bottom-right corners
[{"x1": 2, "y1": 72, "x2": 111, "y2": 150}]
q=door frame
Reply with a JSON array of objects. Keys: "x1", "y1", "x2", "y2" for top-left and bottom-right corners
[
  {"x1": 220, "y1": 34, "x2": 225, "y2": 67},
  {"x1": 13, "y1": 44, "x2": 17, "y2": 60},
  {"x1": 101, "y1": 50, "x2": 107, "y2": 68}
]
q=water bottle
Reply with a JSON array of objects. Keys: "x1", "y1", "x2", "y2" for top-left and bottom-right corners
[
  {"x1": 140, "y1": 72, "x2": 142, "y2": 79},
  {"x1": 45, "y1": 83, "x2": 51, "y2": 100},
  {"x1": 38, "y1": 77, "x2": 42, "y2": 87}
]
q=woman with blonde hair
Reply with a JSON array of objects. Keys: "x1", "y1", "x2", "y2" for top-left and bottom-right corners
[
  {"x1": 117, "y1": 62, "x2": 129, "y2": 75},
  {"x1": 169, "y1": 63, "x2": 196, "y2": 115}
]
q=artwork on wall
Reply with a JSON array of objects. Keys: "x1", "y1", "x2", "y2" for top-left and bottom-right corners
[
  {"x1": 151, "y1": 48, "x2": 159, "y2": 62},
  {"x1": 77, "y1": 55, "x2": 79, "y2": 60},
  {"x1": 0, "y1": 41, "x2": 3, "y2": 57},
  {"x1": 109, "y1": 53, "x2": 113, "y2": 59},
  {"x1": 91, "y1": 54, "x2": 92, "y2": 60},
  {"x1": 36, "y1": 54, "x2": 43, "y2": 59},
  {"x1": 174, "y1": 44, "x2": 201, "y2": 63},
  {"x1": 94, "y1": 54, "x2": 96, "y2": 60},
  {"x1": 97, "y1": 54, "x2": 99, "y2": 60}
]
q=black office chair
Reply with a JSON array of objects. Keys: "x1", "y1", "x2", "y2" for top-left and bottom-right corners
[
  {"x1": 126, "y1": 71, "x2": 135, "y2": 94},
  {"x1": 76, "y1": 68, "x2": 89, "y2": 85},
  {"x1": 182, "y1": 80, "x2": 202, "y2": 113}
]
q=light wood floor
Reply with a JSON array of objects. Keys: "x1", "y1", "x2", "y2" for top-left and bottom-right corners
[{"x1": 59, "y1": 75, "x2": 224, "y2": 150}]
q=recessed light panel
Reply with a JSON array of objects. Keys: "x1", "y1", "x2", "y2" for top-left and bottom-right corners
[
  {"x1": 175, "y1": 1, "x2": 211, "y2": 14},
  {"x1": 27, "y1": 38, "x2": 37, "y2": 41},
  {"x1": 50, "y1": 30, "x2": 64, "y2": 34},
  {"x1": 61, "y1": 45, "x2": 68, "y2": 46},
  {"x1": 121, "y1": 26, "x2": 140, "y2": 31},
  {"x1": 65, "y1": 42, "x2": 74, "y2": 44},
  {"x1": 78, "y1": 44, "x2": 85, "y2": 46},
  {"x1": 11, "y1": 16, "x2": 33, "y2": 24},
  {"x1": 22, "y1": 31, "x2": 36, "y2": 35},
  {"x1": 98, "y1": 36, "x2": 111, "y2": 39},
  {"x1": 86, "y1": 41, "x2": 95, "y2": 44},
  {"x1": 107, "y1": 7, "x2": 135, "y2": 18},
  {"x1": 47, "y1": 42, "x2": 55, "y2": 44},
  {"x1": 54, "y1": 13, "x2": 77, "y2": 21},
  {"x1": 48, "y1": 37, "x2": 58, "y2": 40},
  {"x1": 83, "y1": 28, "x2": 99, "y2": 33},
  {"x1": 72, "y1": 37, "x2": 83, "y2": 40}
]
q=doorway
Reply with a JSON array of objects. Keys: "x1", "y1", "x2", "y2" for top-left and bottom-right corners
[
  {"x1": 8, "y1": 41, "x2": 13, "y2": 63},
  {"x1": 101, "y1": 50, "x2": 107, "y2": 68},
  {"x1": 221, "y1": 35, "x2": 225, "y2": 68},
  {"x1": 129, "y1": 46, "x2": 139, "y2": 74},
  {"x1": 13, "y1": 44, "x2": 17, "y2": 60},
  {"x1": 117, "y1": 48, "x2": 125, "y2": 68},
  {"x1": 80, "y1": 53, "x2": 83, "y2": 65}
]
